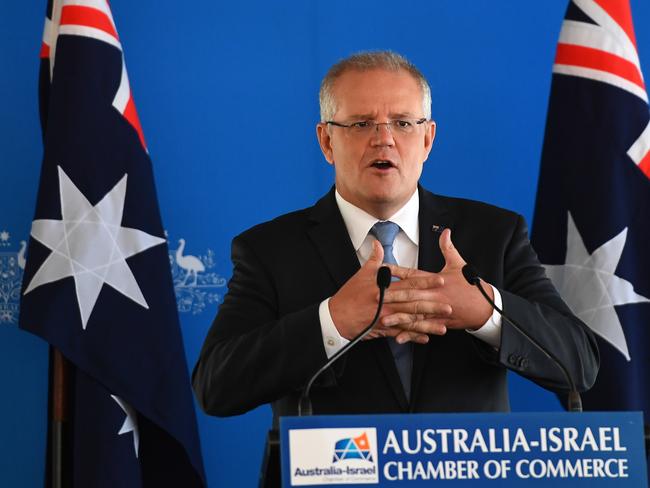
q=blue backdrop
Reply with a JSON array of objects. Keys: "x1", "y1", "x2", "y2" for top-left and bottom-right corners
[{"x1": 1, "y1": 1, "x2": 649, "y2": 486}]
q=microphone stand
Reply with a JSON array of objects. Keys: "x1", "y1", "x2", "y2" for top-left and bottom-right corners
[
  {"x1": 462, "y1": 264, "x2": 583, "y2": 412},
  {"x1": 298, "y1": 266, "x2": 392, "y2": 416}
]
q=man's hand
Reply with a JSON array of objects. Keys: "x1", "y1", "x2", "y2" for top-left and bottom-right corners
[
  {"x1": 382, "y1": 228, "x2": 494, "y2": 344},
  {"x1": 329, "y1": 241, "x2": 431, "y2": 343}
]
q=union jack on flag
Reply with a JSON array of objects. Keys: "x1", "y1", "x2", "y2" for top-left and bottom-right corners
[
  {"x1": 532, "y1": 0, "x2": 650, "y2": 464},
  {"x1": 40, "y1": 0, "x2": 145, "y2": 148},
  {"x1": 552, "y1": 0, "x2": 650, "y2": 173},
  {"x1": 21, "y1": 0, "x2": 206, "y2": 486}
]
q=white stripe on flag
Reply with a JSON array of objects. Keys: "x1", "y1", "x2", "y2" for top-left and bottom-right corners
[
  {"x1": 627, "y1": 121, "x2": 650, "y2": 167},
  {"x1": 559, "y1": 20, "x2": 639, "y2": 67},
  {"x1": 573, "y1": 0, "x2": 642, "y2": 73},
  {"x1": 63, "y1": 0, "x2": 118, "y2": 33},
  {"x1": 112, "y1": 56, "x2": 130, "y2": 114},
  {"x1": 42, "y1": 17, "x2": 53, "y2": 48}
]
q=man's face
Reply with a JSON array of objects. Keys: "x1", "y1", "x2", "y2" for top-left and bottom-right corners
[{"x1": 317, "y1": 68, "x2": 435, "y2": 219}]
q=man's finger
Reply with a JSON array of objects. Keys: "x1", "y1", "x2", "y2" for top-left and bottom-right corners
[
  {"x1": 381, "y1": 311, "x2": 450, "y2": 331},
  {"x1": 409, "y1": 318, "x2": 447, "y2": 336},
  {"x1": 384, "y1": 274, "x2": 444, "y2": 293},
  {"x1": 369, "y1": 326, "x2": 405, "y2": 339},
  {"x1": 439, "y1": 228, "x2": 466, "y2": 269},
  {"x1": 394, "y1": 331, "x2": 430, "y2": 345},
  {"x1": 364, "y1": 328, "x2": 386, "y2": 340},
  {"x1": 385, "y1": 264, "x2": 431, "y2": 280},
  {"x1": 385, "y1": 315, "x2": 447, "y2": 335},
  {"x1": 366, "y1": 239, "x2": 384, "y2": 268},
  {"x1": 365, "y1": 325, "x2": 425, "y2": 341},
  {"x1": 383, "y1": 288, "x2": 447, "y2": 304},
  {"x1": 383, "y1": 300, "x2": 453, "y2": 318}
]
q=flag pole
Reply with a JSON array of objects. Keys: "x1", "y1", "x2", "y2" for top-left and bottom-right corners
[{"x1": 51, "y1": 348, "x2": 70, "y2": 488}]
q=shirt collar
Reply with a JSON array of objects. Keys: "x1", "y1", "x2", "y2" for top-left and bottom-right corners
[{"x1": 335, "y1": 189, "x2": 420, "y2": 251}]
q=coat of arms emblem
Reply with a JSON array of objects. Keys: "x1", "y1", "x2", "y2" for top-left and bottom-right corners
[
  {"x1": 0, "y1": 230, "x2": 26, "y2": 324},
  {"x1": 168, "y1": 234, "x2": 227, "y2": 315}
]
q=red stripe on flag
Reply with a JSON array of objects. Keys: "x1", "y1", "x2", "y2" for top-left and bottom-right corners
[
  {"x1": 123, "y1": 96, "x2": 147, "y2": 150},
  {"x1": 556, "y1": 44, "x2": 645, "y2": 91},
  {"x1": 60, "y1": 5, "x2": 119, "y2": 40},
  {"x1": 40, "y1": 43, "x2": 50, "y2": 59},
  {"x1": 638, "y1": 151, "x2": 650, "y2": 179},
  {"x1": 594, "y1": 0, "x2": 638, "y2": 50}
]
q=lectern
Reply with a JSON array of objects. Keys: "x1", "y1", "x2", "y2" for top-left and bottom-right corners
[{"x1": 273, "y1": 412, "x2": 647, "y2": 487}]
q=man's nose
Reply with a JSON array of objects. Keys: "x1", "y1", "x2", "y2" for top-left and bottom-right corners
[{"x1": 370, "y1": 122, "x2": 395, "y2": 145}]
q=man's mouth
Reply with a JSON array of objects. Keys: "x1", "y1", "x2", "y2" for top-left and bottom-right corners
[{"x1": 371, "y1": 160, "x2": 396, "y2": 170}]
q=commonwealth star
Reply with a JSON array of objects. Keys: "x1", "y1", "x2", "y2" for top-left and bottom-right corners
[
  {"x1": 24, "y1": 166, "x2": 165, "y2": 329},
  {"x1": 544, "y1": 212, "x2": 649, "y2": 360},
  {"x1": 111, "y1": 394, "x2": 140, "y2": 457}
]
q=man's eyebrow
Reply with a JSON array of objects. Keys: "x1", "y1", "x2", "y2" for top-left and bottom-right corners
[
  {"x1": 389, "y1": 112, "x2": 418, "y2": 118},
  {"x1": 344, "y1": 113, "x2": 375, "y2": 120},
  {"x1": 343, "y1": 112, "x2": 418, "y2": 120}
]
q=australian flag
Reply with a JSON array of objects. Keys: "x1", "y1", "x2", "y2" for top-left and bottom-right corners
[
  {"x1": 532, "y1": 0, "x2": 650, "y2": 454},
  {"x1": 19, "y1": 1, "x2": 205, "y2": 486}
]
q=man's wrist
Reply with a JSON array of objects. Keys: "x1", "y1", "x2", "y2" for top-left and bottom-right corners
[
  {"x1": 318, "y1": 298, "x2": 350, "y2": 359},
  {"x1": 466, "y1": 285, "x2": 502, "y2": 348}
]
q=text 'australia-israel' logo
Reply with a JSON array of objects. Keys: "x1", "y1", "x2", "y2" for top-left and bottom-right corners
[
  {"x1": 289, "y1": 428, "x2": 379, "y2": 485},
  {"x1": 333, "y1": 432, "x2": 374, "y2": 463}
]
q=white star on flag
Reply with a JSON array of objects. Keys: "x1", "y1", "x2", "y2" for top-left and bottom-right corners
[
  {"x1": 24, "y1": 165, "x2": 165, "y2": 329},
  {"x1": 111, "y1": 394, "x2": 139, "y2": 457},
  {"x1": 544, "y1": 212, "x2": 650, "y2": 361}
]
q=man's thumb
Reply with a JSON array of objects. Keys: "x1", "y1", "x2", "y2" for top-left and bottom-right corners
[
  {"x1": 366, "y1": 239, "x2": 384, "y2": 267},
  {"x1": 439, "y1": 228, "x2": 465, "y2": 268}
]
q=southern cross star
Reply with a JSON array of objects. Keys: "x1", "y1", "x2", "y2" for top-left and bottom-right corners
[
  {"x1": 544, "y1": 212, "x2": 649, "y2": 361},
  {"x1": 24, "y1": 166, "x2": 165, "y2": 329},
  {"x1": 111, "y1": 394, "x2": 140, "y2": 457}
]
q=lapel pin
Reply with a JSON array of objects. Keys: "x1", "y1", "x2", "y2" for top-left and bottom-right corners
[{"x1": 431, "y1": 225, "x2": 446, "y2": 234}]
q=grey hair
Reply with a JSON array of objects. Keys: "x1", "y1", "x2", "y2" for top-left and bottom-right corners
[{"x1": 319, "y1": 51, "x2": 432, "y2": 122}]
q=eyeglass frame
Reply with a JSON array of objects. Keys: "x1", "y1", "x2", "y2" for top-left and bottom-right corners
[{"x1": 325, "y1": 117, "x2": 429, "y2": 136}]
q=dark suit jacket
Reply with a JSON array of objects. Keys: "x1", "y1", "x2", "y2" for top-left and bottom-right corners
[{"x1": 193, "y1": 187, "x2": 599, "y2": 424}]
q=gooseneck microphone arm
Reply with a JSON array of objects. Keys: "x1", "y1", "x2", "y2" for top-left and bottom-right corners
[
  {"x1": 461, "y1": 264, "x2": 583, "y2": 413},
  {"x1": 298, "y1": 266, "x2": 392, "y2": 416}
]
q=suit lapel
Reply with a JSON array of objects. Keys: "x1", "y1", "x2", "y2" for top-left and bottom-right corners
[
  {"x1": 410, "y1": 187, "x2": 454, "y2": 409},
  {"x1": 306, "y1": 189, "x2": 360, "y2": 289},
  {"x1": 416, "y1": 187, "x2": 452, "y2": 274}
]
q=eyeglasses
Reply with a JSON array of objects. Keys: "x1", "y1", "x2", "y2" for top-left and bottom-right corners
[{"x1": 326, "y1": 118, "x2": 428, "y2": 137}]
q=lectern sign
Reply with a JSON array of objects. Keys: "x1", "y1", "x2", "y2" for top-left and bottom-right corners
[
  {"x1": 289, "y1": 428, "x2": 379, "y2": 485},
  {"x1": 281, "y1": 412, "x2": 647, "y2": 487}
]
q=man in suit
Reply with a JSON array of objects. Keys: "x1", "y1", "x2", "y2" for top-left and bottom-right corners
[{"x1": 192, "y1": 51, "x2": 598, "y2": 423}]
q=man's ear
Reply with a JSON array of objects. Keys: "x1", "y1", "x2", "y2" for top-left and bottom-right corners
[
  {"x1": 316, "y1": 123, "x2": 335, "y2": 165},
  {"x1": 422, "y1": 120, "x2": 436, "y2": 161}
]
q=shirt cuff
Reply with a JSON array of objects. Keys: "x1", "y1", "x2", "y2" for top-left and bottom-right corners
[
  {"x1": 319, "y1": 298, "x2": 350, "y2": 359},
  {"x1": 466, "y1": 285, "x2": 502, "y2": 349}
]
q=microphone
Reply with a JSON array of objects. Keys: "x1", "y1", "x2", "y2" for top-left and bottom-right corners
[
  {"x1": 461, "y1": 264, "x2": 481, "y2": 286},
  {"x1": 462, "y1": 264, "x2": 583, "y2": 413},
  {"x1": 298, "y1": 266, "x2": 392, "y2": 416}
]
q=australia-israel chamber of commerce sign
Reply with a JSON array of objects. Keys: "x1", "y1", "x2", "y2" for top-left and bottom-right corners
[{"x1": 280, "y1": 412, "x2": 648, "y2": 487}]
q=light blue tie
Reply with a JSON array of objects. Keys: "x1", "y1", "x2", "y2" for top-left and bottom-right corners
[{"x1": 369, "y1": 221, "x2": 413, "y2": 400}]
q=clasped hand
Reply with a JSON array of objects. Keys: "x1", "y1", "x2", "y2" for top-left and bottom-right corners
[{"x1": 329, "y1": 229, "x2": 493, "y2": 345}]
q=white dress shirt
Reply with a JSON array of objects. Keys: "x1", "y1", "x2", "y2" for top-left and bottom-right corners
[{"x1": 318, "y1": 189, "x2": 502, "y2": 358}]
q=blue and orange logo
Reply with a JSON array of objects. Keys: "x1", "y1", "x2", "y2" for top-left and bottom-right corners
[{"x1": 332, "y1": 432, "x2": 373, "y2": 463}]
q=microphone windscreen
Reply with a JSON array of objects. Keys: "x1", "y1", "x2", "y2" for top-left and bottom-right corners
[
  {"x1": 377, "y1": 266, "x2": 392, "y2": 289},
  {"x1": 461, "y1": 264, "x2": 480, "y2": 285}
]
